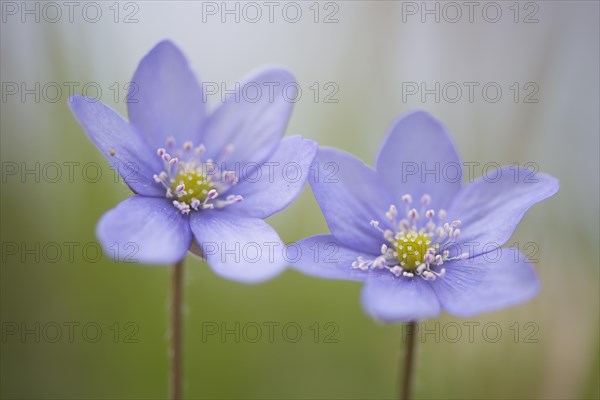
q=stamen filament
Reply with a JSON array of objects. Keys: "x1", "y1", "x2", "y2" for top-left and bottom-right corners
[{"x1": 351, "y1": 193, "x2": 464, "y2": 281}]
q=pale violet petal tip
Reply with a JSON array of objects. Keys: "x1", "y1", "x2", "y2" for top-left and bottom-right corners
[
  {"x1": 96, "y1": 196, "x2": 192, "y2": 265},
  {"x1": 289, "y1": 234, "x2": 372, "y2": 282},
  {"x1": 128, "y1": 40, "x2": 206, "y2": 149},
  {"x1": 449, "y1": 168, "x2": 559, "y2": 257},
  {"x1": 69, "y1": 95, "x2": 164, "y2": 197},
  {"x1": 201, "y1": 67, "x2": 296, "y2": 167},
  {"x1": 361, "y1": 274, "x2": 441, "y2": 322},
  {"x1": 375, "y1": 110, "x2": 463, "y2": 210},
  {"x1": 228, "y1": 135, "x2": 318, "y2": 218},
  {"x1": 309, "y1": 147, "x2": 395, "y2": 254},
  {"x1": 431, "y1": 249, "x2": 540, "y2": 317},
  {"x1": 190, "y1": 211, "x2": 287, "y2": 283}
]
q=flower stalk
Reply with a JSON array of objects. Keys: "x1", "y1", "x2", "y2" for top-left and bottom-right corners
[
  {"x1": 400, "y1": 321, "x2": 418, "y2": 400},
  {"x1": 170, "y1": 259, "x2": 184, "y2": 400}
]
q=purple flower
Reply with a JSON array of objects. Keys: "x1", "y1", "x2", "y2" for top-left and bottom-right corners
[
  {"x1": 292, "y1": 111, "x2": 559, "y2": 322},
  {"x1": 69, "y1": 40, "x2": 317, "y2": 283}
]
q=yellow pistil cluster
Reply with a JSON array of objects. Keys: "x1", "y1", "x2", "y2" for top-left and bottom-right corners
[
  {"x1": 352, "y1": 194, "x2": 468, "y2": 280},
  {"x1": 393, "y1": 231, "x2": 432, "y2": 271},
  {"x1": 172, "y1": 169, "x2": 213, "y2": 205},
  {"x1": 153, "y1": 137, "x2": 243, "y2": 214}
]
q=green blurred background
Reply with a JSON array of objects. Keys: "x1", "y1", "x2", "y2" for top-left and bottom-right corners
[{"x1": 1, "y1": 1, "x2": 598, "y2": 399}]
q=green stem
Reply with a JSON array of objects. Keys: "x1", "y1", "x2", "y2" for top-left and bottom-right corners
[
  {"x1": 400, "y1": 321, "x2": 418, "y2": 400},
  {"x1": 170, "y1": 259, "x2": 184, "y2": 400}
]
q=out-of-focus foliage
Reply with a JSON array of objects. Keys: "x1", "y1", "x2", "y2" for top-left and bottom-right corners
[{"x1": 1, "y1": 2, "x2": 598, "y2": 399}]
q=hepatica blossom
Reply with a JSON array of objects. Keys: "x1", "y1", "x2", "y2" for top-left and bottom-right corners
[
  {"x1": 70, "y1": 40, "x2": 316, "y2": 282},
  {"x1": 293, "y1": 111, "x2": 559, "y2": 321}
]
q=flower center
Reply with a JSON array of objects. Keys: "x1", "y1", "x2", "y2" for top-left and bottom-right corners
[
  {"x1": 394, "y1": 231, "x2": 431, "y2": 271},
  {"x1": 351, "y1": 193, "x2": 468, "y2": 280},
  {"x1": 170, "y1": 169, "x2": 213, "y2": 204},
  {"x1": 153, "y1": 137, "x2": 243, "y2": 214}
]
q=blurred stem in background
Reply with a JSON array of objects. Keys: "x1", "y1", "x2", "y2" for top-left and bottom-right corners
[
  {"x1": 171, "y1": 259, "x2": 184, "y2": 400},
  {"x1": 400, "y1": 321, "x2": 418, "y2": 400}
]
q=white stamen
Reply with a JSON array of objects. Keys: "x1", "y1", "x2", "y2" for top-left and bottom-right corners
[
  {"x1": 173, "y1": 200, "x2": 190, "y2": 214},
  {"x1": 424, "y1": 253, "x2": 434, "y2": 264},
  {"x1": 422, "y1": 271, "x2": 435, "y2": 281},
  {"x1": 351, "y1": 193, "x2": 464, "y2": 281},
  {"x1": 221, "y1": 171, "x2": 234, "y2": 185},
  {"x1": 154, "y1": 141, "x2": 242, "y2": 215},
  {"x1": 386, "y1": 205, "x2": 398, "y2": 220},
  {"x1": 373, "y1": 256, "x2": 387, "y2": 269},
  {"x1": 223, "y1": 144, "x2": 234, "y2": 156},
  {"x1": 383, "y1": 230, "x2": 394, "y2": 242},
  {"x1": 195, "y1": 144, "x2": 206, "y2": 155},
  {"x1": 207, "y1": 189, "x2": 218, "y2": 200}
]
